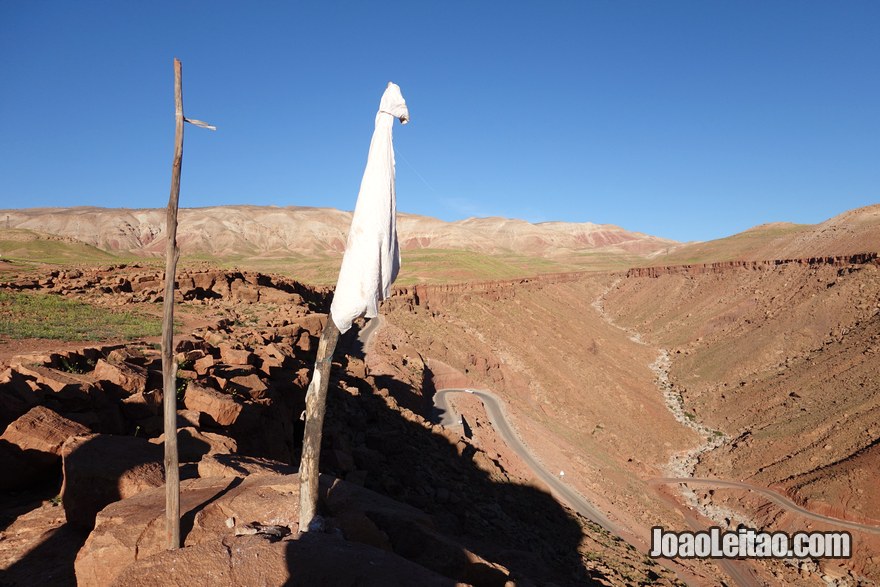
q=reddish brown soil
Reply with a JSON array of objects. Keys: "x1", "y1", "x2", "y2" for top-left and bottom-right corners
[
  {"x1": 604, "y1": 255, "x2": 880, "y2": 581},
  {"x1": 0, "y1": 266, "x2": 677, "y2": 586},
  {"x1": 379, "y1": 249, "x2": 880, "y2": 584}
]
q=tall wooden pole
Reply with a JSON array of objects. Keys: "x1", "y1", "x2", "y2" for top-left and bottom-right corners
[
  {"x1": 298, "y1": 318, "x2": 340, "y2": 531},
  {"x1": 162, "y1": 57, "x2": 184, "y2": 550}
]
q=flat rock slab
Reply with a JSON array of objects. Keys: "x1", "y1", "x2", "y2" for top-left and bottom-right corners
[
  {"x1": 196, "y1": 453, "x2": 296, "y2": 478},
  {"x1": 76, "y1": 470, "x2": 512, "y2": 587},
  {"x1": 0, "y1": 500, "x2": 89, "y2": 587},
  {"x1": 111, "y1": 532, "x2": 456, "y2": 587},
  {"x1": 61, "y1": 434, "x2": 165, "y2": 530},
  {"x1": 75, "y1": 474, "x2": 303, "y2": 587}
]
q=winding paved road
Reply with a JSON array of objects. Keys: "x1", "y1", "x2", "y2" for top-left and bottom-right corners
[
  {"x1": 433, "y1": 388, "x2": 880, "y2": 584},
  {"x1": 357, "y1": 315, "x2": 383, "y2": 348},
  {"x1": 434, "y1": 389, "x2": 765, "y2": 587},
  {"x1": 362, "y1": 319, "x2": 619, "y2": 533},
  {"x1": 364, "y1": 319, "x2": 808, "y2": 586},
  {"x1": 433, "y1": 388, "x2": 620, "y2": 534}
]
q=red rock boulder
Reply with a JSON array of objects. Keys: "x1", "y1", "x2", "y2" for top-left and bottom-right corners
[
  {"x1": 0, "y1": 406, "x2": 90, "y2": 490},
  {"x1": 183, "y1": 382, "x2": 242, "y2": 427},
  {"x1": 112, "y1": 533, "x2": 456, "y2": 587},
  {"x1": 93, "y1": 359, "x2": 148, "y2": 395}
]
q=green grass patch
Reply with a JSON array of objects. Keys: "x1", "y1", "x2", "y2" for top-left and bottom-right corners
[
  {"x1": 0, "y1": 229, "x2": 117, "y2": 265},
  {"x1": 194, "y1": 248, "x2": 578, "y2": 286},
  {"x1": 0, "y1": 290, "x2": 163, "y2": 341},
  {"x1": 217, "y1": 246, "x2": 667, "y2": 285},
  {"x1": 395, "y1": 248, "x2": 574, "y2": 285},
  {"x1": 640, "y1": 223, "x2": 813, "y2": 267}
]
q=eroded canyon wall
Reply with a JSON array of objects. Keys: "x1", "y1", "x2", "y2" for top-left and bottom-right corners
[
  {"x1": 605, "y1": 255, "x2": 880, "y2": 577},
  {"x1": 382, "y1": 271, "x2": 701, "y2": 542},
  {"x1": 382, "y1": 253, "x2": 880, "y2": 581}
]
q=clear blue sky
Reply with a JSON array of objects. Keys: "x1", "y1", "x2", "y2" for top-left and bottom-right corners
[{"x1": 1, "y1": 1, "x2": 877, "y2": 242}]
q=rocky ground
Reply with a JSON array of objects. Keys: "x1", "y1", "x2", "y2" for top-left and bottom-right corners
[{"x1": 0, "y1": 266, "x2": 674, "y2": 586}]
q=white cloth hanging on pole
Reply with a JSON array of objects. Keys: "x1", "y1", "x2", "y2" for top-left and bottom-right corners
[{"x1": 330, "y1": 82, "x2": 409, "y2": 334}]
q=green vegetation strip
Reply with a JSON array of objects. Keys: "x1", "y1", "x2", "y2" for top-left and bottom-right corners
[{"x1": 0, "y1": 290, "x2": 162, "y2": 341}]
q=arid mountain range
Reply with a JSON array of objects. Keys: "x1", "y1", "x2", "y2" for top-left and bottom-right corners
[
  {"x1": 0, "y1": 205, "x2": 675, "y2": 259},
  {"x1": 3, "y1": 204, "x2": 880, "y2": 286}
]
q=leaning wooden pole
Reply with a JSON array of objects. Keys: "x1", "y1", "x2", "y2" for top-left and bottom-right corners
[
  {"x1": 162, "y1": 57, "x2": 184, "y2": 551},
  {"x1": 298, "y1": 318, "x2": 340, "y2": 531}
]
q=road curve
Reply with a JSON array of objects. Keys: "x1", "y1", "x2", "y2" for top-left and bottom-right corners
[
  {"x1": 368, "y1": 320, "x2": 758, "y2": 585},
  {"x1": 436, "y1": 390, "x2": 765, "y2": 587},
  {"x1": 650, "y1": 477, "x2": 880, "y2": 536},
  {"x1": 433, "y1": 388, "x2": 620, "y2": 534},
  {"x1": 357, "y1": 315, "x2": 383, "y2": 347}
]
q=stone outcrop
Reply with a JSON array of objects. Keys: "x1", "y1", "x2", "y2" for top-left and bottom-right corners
[
  {"x1": 183, "y1": 382, "x2": 243, "y2": 427},
  {"x1": 0, "y1": 306, "x2": 318, "y2": 493},
  {"x1": 0, "y1": 406, "x2": 89, "y2": 489},
  {"x1": 112, "y1": 533, "x2": 456, "y2": 587},
  {"x1": 1, "y1": 265, "x2": 332, "y2": 310},
  {"x1": 75, "y1": 473, "x2": 510, "y2": 587},
  {"x1": 625, "y1": 252, "x2": 879, "y2": 278}
]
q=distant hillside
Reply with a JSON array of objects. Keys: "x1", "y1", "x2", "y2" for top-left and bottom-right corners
[
  {"x1": 0, "y1": 206, "x2": 676, "y2": 259},
  {"x1": 641, "y1": 204, "x2": 880, "y2": 266},
  {"x1": 0, "y1": 228, "x2": 116, "y2": 264},
  {"x1": 2, "y1": 204, "x2": 877, "y2": 284}
]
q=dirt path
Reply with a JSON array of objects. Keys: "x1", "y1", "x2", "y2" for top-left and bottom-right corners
[
  {"x1": 651, "y1": 477, "x2": 880, "y2": 536},
  {"x1": 593, "y1": 278, "x2": 728, "y2": 478},
  {"x1": 593, "y1": 279, "x2": 763, "y2": 587}
]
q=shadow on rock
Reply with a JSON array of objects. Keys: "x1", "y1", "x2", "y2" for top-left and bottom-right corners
[
  {"x1": 180, "y1": 476, "x2": 243, "y2": 544},
  {"x1": 1, "y1": 516, "x2": 88, "y2": 586},
  {"x1": 317, "y1": 358, "x2": 611, "y2": 586}
]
